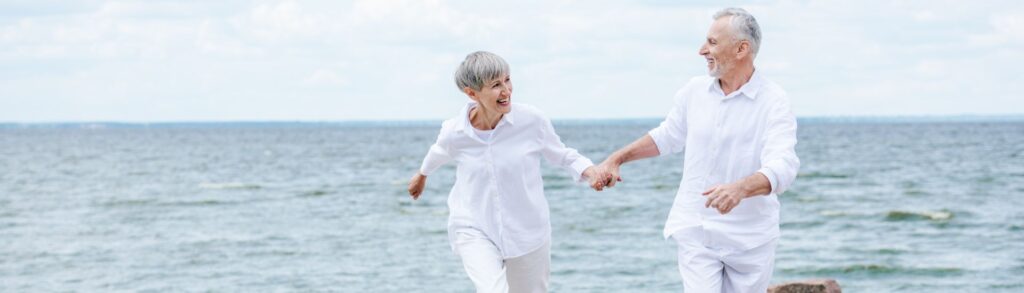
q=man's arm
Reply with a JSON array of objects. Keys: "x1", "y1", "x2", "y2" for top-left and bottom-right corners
[
  {"x1": 598, "y1": 134, "x2": 660, "y2": 187},
  {"x1": 705, "y1": 97, "x2": 800, "y2": 214},
  {"x1": 702, "y1": 172, "x2": 772, "y2": 214}
]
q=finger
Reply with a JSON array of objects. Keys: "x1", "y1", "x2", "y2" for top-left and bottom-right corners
[
  {"x1": 608, "y1": 174, "x2": 621, "y2": 187},
  {"x1": 702, "y1": 186, "x2": 717, "y2": 195},
  {"x1": 716, "y1": 198, "x2": 729, "y2": 213},
  {"x1": 705, "y1": 193, "x2": 717, "y2": 208},
  {"x1": 709, "y1": 193, "x2": 726, "y2": 209}
]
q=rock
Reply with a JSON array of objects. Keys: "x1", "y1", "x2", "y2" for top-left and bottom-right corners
[{"x1": 768, "y1": 279, "x2": 842, "y2": 293}]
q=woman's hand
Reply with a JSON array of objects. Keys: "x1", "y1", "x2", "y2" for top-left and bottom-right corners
[
  {"x1": 597, "y1": 159, "x2": 623, "y2": 188},
  {"x1": 583, "y1": 166, "x2": 612, "y2": 191},
  {"x1": 408, "y1": 172, "x2": 427, "y2": 200}
]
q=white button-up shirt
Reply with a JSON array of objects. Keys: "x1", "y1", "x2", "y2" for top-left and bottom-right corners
[
  {"x1": 649, "y1": 70, "x2": 800, "y2": 251},
  {"x1": 419, "y1": 101, "x2": 594, "y2": 258}
]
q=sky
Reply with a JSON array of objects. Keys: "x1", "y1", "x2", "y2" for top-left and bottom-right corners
[{"x1": 1, "y1": 0, "x2": 1022, "y2": 122}]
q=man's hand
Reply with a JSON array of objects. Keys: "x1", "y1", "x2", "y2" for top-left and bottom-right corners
[
  {"x1": 408, "y1": 172, "x2": 427, "y2": 200},
  {"x1": 703, "y1": 173, "x2": 773, "y2": 214},
  {"x1": 583, "y1": 166, "x2": 612, "y2": 191},
  {"x1": 702, "y1": 183, "x2": 750, "y2": 214}
]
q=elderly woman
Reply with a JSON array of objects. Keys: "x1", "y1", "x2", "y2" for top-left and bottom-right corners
[{"x1": 407, "y1": 51, "x2": 609, "y2": 293}]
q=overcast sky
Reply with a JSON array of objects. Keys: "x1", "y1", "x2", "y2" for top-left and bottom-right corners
[{"x1": 1, "y1": 0, "x2": 1022, "y2": 122}]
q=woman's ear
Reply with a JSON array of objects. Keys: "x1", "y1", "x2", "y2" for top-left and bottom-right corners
[{"x1": 463, "y1": 87, "x2": 479, "y2": 102}]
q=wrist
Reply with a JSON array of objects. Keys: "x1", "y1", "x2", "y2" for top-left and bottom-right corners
[{"x1": 606, "y1": 153, "x2": 624, "y2": 167}]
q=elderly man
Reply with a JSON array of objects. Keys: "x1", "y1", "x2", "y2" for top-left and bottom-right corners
[{"x1": 598, "y1": 8, "x2": 799, "y2": 293}]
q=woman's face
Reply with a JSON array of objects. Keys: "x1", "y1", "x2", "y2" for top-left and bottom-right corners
[{"x1": 467, "y1": 74, "x2": 513, "y2": 115}]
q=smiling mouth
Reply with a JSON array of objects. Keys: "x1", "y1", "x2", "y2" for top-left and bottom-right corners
[{"x1": 497, "y1": 98, "x2": 510, "y2": 106}]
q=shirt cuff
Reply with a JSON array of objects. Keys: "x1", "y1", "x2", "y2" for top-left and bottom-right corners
[
  {"x1": 757, "y1": 167, "x2": 778, "y2": 195},
  {"x1": 570, "y1": 158, "x2": 595, "y2": 183},
  {"x1": 647, "y1": 129, "x2": 671, "y2": 157}
]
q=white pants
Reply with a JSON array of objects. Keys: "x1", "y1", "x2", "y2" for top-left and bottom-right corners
[
  {"x1": 453, "y1": 228, "x2": 550, "y2": 293},
  {"x1": 672, "y1": 228, "x2": 777, "y2": 293}
]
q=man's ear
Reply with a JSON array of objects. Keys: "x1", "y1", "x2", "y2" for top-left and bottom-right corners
[
  {"x1": 736, "y1": 40, "x2": 750, "y2": 59},
  {"x1": 463, "y1": 87, "x2": 479, "y2": 102}
]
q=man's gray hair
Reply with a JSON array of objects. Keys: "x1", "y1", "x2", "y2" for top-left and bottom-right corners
[
  {"x1": 713, "y1": 7, "x2": 762, "y2": 57},
  {"x1": 454, "y1": 51, "x2": 510, "y2": 91}
]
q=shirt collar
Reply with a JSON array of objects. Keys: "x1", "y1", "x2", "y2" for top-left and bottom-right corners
[
  {"x1": 455, "y1": 100, "x2": 515, "y2": 133},
  {"x1": 708, "y1": 68, "x2": 764, "y2": 100}
]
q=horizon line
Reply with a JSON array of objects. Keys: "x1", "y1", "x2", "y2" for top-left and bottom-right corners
[{"x1": 2, "y1": 113, "x2": 1024, "y2": 128}]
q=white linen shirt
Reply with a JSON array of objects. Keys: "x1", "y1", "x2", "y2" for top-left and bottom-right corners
[
  {"x1": 649, "y1": 70, "x2": 800, "y2": 251},
  {"x1": 419, "y1": 101, "x2": 594, "y2": 258}
]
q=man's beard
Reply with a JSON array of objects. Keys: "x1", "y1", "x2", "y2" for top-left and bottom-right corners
[{"x1": 709, "y1": 58, "x2": 731, "y2": 77}]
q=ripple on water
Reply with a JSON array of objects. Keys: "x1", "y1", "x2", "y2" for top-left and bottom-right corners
[
  {"x1": 298, "y1": 190, "x2": 329, "y2": 197},
  {"x1": 885, "y1": 210, "x2": 954, "y2": 221},
  {"x1": 798, "y1": 171, "x2": 851, "y2": 179},
  {"x1": 197, "y1": 182, "x2": 262, "y2": 190},
  {"x1": 785, "y1": 264, "x2": 964, "y2": 277}
]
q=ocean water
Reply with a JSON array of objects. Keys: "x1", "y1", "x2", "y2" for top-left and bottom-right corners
[{"x1": 1, "y1": 120, "x2": 1022, "y2": 292}]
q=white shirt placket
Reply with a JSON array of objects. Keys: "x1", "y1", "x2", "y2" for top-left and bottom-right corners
[{"x1": 487, "y1": 122, "x2": 505, "y2": 254}]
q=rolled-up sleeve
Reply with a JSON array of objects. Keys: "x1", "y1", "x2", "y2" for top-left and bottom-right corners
[
  {"x1": 419, "y1": 121, "x2": 454, "y2": 176},
  {"x1": 648, "y1": 88, "x2": 689, "y2": 156},
  {"x1": 539, "y1": 117, "x2": 593, "y2": 183},
  {"x1": 757, "y1": 98, "x2": 800, "y2": 195}
]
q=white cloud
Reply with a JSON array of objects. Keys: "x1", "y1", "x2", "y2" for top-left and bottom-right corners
[
  {"x1": 0, "y1": 0, "x2": 1021, "y2": 122},
  {"x1": 304, "y1": 69, "x2": 349, "y2": 87}
]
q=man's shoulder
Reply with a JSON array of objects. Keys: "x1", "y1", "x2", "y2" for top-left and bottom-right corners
[
  {"x1": 683, "y1": 75, "x2": 716, "y2": 91},
  {"x1": 756, "y1": 77, "x2": 790, "y2": 104},
  {"x1": 673, "y1": 75, "x2": 715, "y2": 100}
]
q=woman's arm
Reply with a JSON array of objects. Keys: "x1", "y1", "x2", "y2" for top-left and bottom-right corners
[{"x1": 409, "y1": 122, "x2": 454, "y2": 200}]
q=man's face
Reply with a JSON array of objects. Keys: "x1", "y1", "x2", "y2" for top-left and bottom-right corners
[{"x1": 699, "y1": 17, "x2": 739, "y2": 77}]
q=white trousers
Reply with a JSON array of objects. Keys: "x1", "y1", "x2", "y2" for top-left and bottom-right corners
[
  {"x1": 453, "y1": 228, "x2": 550, "y2": 293},
  {"x1": 672, "y1": 228, "x2": 777, "y2": 293}
]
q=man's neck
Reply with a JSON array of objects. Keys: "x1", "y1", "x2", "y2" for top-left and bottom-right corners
[{"x1": 718, "y1": 63, "x2": 755, "y2": 96}]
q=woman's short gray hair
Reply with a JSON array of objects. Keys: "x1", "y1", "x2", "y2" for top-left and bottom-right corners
[
  {"x1": 713, "y1": 7, "x2": 762, "y2": 57},
  {"x1": 454, "y1": 51, "x2": 510, "y2": 91}
]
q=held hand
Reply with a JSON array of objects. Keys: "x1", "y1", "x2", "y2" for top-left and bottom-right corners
[
  {"x1": 702, "y1": 183, "x2": 746, "y2": 214},
  {"x1": 583, "y1": 166, "x2": 611, "y2": 191},
  {"x1": 597, "y1": 160, "x2": 623, "y2": 188},
  {"x1": 408, "y1": 173, "x2": 427, "y2": 200}
]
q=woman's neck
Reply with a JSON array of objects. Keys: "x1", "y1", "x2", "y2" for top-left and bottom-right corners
[{"x1": 469, "y1": 106, "x2": 502, "y2": 130}]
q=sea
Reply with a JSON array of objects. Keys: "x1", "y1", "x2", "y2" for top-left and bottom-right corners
[{"x1": 1, "y1": 118, "x2": 1022, "y2": 292}]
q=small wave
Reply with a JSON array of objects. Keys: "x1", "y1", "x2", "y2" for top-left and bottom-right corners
[
  {"x1": 820, "y1": 210, "x2": 874, "y2": 218},
  {"x1": 902, "y1": 189, "x2": 928, "y2": 196},
  {"x1": 299, "y1": 190, "x2": 330, "y2": 197},
  {"x1": 786, "y1": 264, "x2": 963, "y2": 276},
  {"x1": 198, "y1": 182, "x2": 261, "y2": 190},
  {"x1": 780, "y1": 220, "x2": 824, "y2": 229},
  {"x1": 161, "y1": 199, "x2": 229, "y2": 207},
  {"x1": 798, "y1": 171, "x2": 850, "y2": 179},
  {"x1": 885, "y1": 210, "x2": 954, "y2": 221},
  {"x1": 101, "y1": 199, "x2": 157, "y2": 207}
]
